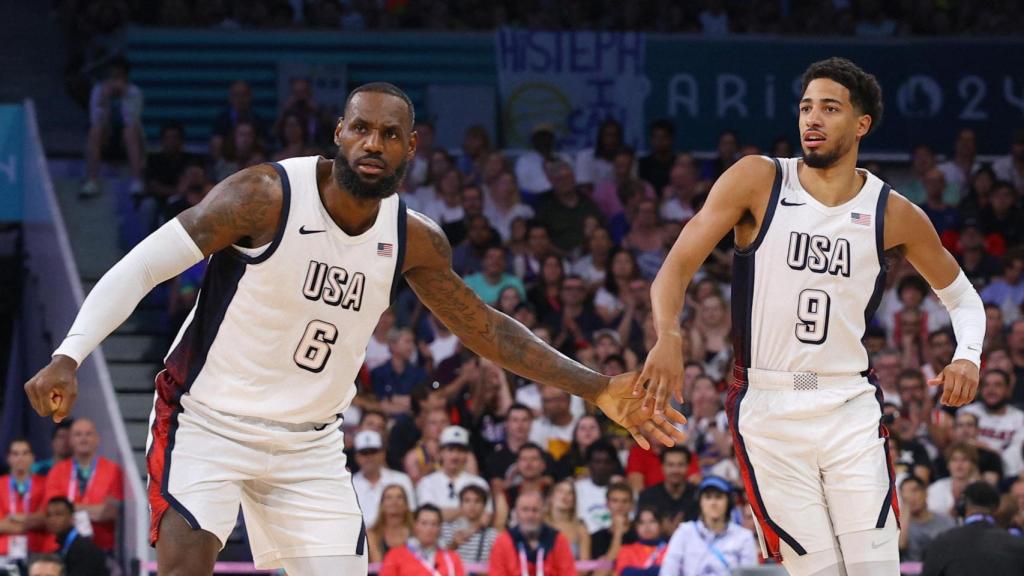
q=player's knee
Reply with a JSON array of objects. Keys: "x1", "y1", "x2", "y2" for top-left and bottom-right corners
[{"x1": 837, "y1": 522, "x2": 900, "y2": 574}]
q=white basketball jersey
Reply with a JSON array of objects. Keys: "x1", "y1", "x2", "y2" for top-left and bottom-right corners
[
  {"x1": 164, "y1": 156, "x2": 407, "y2": 423},
  {"x1": 732, "y1": 157, "x2": 890, "y2": 374}
]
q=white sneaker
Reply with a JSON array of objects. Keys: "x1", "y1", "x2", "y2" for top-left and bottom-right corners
[{"x1": 80, "y1": 179, "x2": 101, "y2": 198}]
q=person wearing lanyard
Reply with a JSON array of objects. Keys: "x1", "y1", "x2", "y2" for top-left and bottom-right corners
[
  {"x1": 43, "y1": 419, "x2": 124, "y2": 554},
  {"x1": 614, "y1": 508, "x2": 668, "y2": 576},
  {"x1": 381, "y1": 504, "x2": 466, "y2": 576},
  {"x1": 490, "y1": 491, "x2": 577, "y2": 576},
  {"x1": 0, "y1": 439, "x2": 53, "y2": 560},
  {"x1": 660, "y1": 476, "x2": 757, "y2": 576},
  {"x1": 44, "y1": 497, "x2": 108, "y2": 576}
]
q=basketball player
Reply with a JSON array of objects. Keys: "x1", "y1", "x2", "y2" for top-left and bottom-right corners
[
  {"x1": 23, "y1": 83, "x2": 687, "y2": 575},
  {"x1": 640, "y1": 58, "x2": 984, "y2": 575}
]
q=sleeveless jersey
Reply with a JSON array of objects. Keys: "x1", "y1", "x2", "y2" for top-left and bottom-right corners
[
  {"x1": 731, "y1": 157, "x2": 890, "y2": 374},
  {"x1": 164, "y1": 156, "x2": 407, "y2": 423}
]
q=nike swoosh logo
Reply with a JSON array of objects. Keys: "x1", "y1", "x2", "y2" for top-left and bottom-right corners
[
  {"x1": 299, "y1": 226, "x2": 326, "y2": 235},
  {"x1": 780, "y1": 198, "x2": 806, "y2": 206},
  {"x1": 967, "y1": 345, "x2": 981, "y2": 351},
  {"x1": 871, "y1": 538, "x2": 892, "y2": 549}
]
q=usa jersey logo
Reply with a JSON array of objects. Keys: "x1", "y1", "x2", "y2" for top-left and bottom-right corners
[
  {"x1": 377, "y1": 242, "x2": 393, "y2": 257},
  {"x1": 850, "y1": 212, "x2": 872, "y2": 226}
]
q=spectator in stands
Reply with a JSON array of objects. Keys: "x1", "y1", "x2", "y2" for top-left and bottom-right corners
[
  {"x1": 161, "y1": 159, "x2": 212, "y2": 222},
  {"x1": 898, "y1": 476, "x2": 955, "y2": 563},
  {"x1": 143, "y1": 122, "x2": 194, "y2": 205},
  {"x1": 590, "y1": 482, "x2": 636, "y2": 562},
  {"x1": 486, "y1": 404, "x2": 534, "y2": 491},
  {"x1": 922, "y1": 329, "x2": 956, "y2": 381},
  {"x1": 993, "y1": 128, "x2": 1024, "y2": 194},
  {"x1": 554, "y1": 415, "x2": 605, "y2": 481},
  {"x1": 404, "y1": 406, "x2": 449, "y2": 484},
  {"x1": 479, "y1": 152, "x2": 507, "y2": 201},
  {"x1": 697, "y1": 0, "x2": 731, "y2": 34},
  {"x1": 457, "y1": 125, "x2": 492, "y2": 184},
  {"x1": 659, "y1": 154, "x2": 702, "y2": 223},
  {"x1": 937, "y1": 128, "x2": 980, "y2": 197},
  {"x1": 576, "y1": 119, "x2": 623, "y2": 189},
  {"x1": 465, "y1": 246, "x2": 525, "y2": 306},
  {"x1": 958, "y1": 167, "x2": 996, "y2": 221},
  {"x1": 591, "y1": 147, "x2": 655, "y2": 223},
  {"x1": 212, "y1": 120, "x2": 265, "y2": 182},
  {"x1": 919, "y1": 167, "x2": 961, "y2": 237},
  {"x1": 271, "y1": 111, "x2": 321, "y2": 161},
  {"x1": 514, "y1": 123, "x2": 572, "y2": 200},
  {"x1": 637, "y1": 446, "x2": 698, "y2": 527},
  {"x1": 530, "y1": 387, "x2": 579, "y2": 461},
  {"x1": 928, "y1": 442, "x2": 980, "y2": 516},
  {"x1": 364, "y1": 308, "x2": 395, "y2": 371},
  {"x1": 570, "y1": 227, "x2": 613, "y2": 290},
  {"x1": 44, "y1": 497, "x2": 108, "y2": 576},
  {"x1": 872, "y1": 348, "x2": 904, "y2": 406},
  {"x1": 210, "y1": 80, "x2": 268, "y2": 162},
  {"x1": 575, "y1": 441, "x2": 622, "y2": 535},
  {"x1": 82, "y1": 57, "x2": 145, "y2": 198},
  {"x1": 352, "y1": 430, "x2": 416, "y2": 527},
  {"x1": 32, "y1": 420, "x2": 74, "y2": 477},
  {"x1": 947, "y1": 411, "x2": 1003, "y2": 489},
  {"x1": 686, "y1": 376, "x2": 731, "y2": 470},
  {"x1": 922, "y1": 481, "x2": 1024, "y2": 575},
  {"x1": 984, "y1": 305, "x2": 1007, "y2": 353},
  {"x1": 689, "y1": 293, "x2": 731, "y2": 382},
  {"x1": 490, "y1": 491, "x2": 576, "y2": 576},
  {"x1": 27, "y1": 554, "x2": 64, "y2": 576},
  {"x1": 613, "y1": 507, "x2": 669, "y2": 576},
  {"x1": 981, "y1": 249, "x2": 1024, "y2": 324},
  {"x1": 418, "y1": 426, "x2": 490, "y2": 521},
  {"x1": 544, "y1": 480, "x2": 590, "y2": 561},
  {"x1": 43, "y1": 419, "x2": 123, "y2": 554},
  {"x1": 368, "y1": 484, "x2": 414, "y2": 564},
  {"x1": 423, "y1": 170, "x2": 465, "y2": 228},
  {"x1": 441, "y1": 485, "x2": 498, "y2": 570},
  {"x1": 409, "y1": 148, "x2": 454, "y2": 210},
  {"x1": 624, "y1": 198, "x2": 666, "y2": 280},
  {"x1": 957, "y1": 218, "x2": 1003, "y2": 288},
  {"x1": 406, "y1": 120, "x2": 435, "y2": 189},
  {"x1": 595, "y1": 249, "x2": 641, "y2": 328},
  {"x1": 528, "y1": 254, "x2": 566, "y2": 324},
  {"x1": 1, "y1": 439, "x2": 52, "y2": 560},
  {"x1": 701, "y1": 130, "x2": 740, "y2": 181},
  {"x1": 638, "y1": 120, "x2": 676, "y2": 194},
  {"x1": 275, "y1": 76, "x2": 333, "y2": 149},
  {"x1": 381, "y1": 504, "x2": 466, "y2": 576},
  {"x1": 899, "y1": 144, "x2": 946, "y2": 204},
  {"x1": 535, "y1": 161, "x2": 602, "y2": 254},
  {"x1": 512, "y1": 223, "x2": 555, "y2": 284},
  {"x1": 371, "y1": 328, "x2": 426, "y2": 416},
  {"x1": 980, "y1": 181, "x2": 1024, "y2": 248},
  {"x1": 661, "y1": 476, "x2": 757, "y2": 576},
  {"x1": 484, "y1": 172, "x2": 535, "y2": 243},
  {"x1": 1010, "y1": 318, "x2": 1024, "y2": 406},
  {"x1": 959, "y1": 368, "x2": 1024, "y2": 478},
  {"x1": 505, "y1": 443, "x2": 550, "y2": 509},
  {"x1": 443, "y1": 184, "x2": 495, "y2": 247}
]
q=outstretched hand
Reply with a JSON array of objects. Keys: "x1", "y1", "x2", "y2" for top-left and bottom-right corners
[
  {"x1": 927, "y1": 358, "x2": 979, "y2": 408},
  {"x1": 595, "y1": 372, "x2": 687, "y2": 450},
  {"x1": 635, "y1": 332, "x2": 686, "y2": 417}
]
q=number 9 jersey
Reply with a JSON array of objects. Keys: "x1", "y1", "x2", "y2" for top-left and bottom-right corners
[
  {"x1": 732, "y1": 156, "x2": 890, "y2": 375},
  {"x1": 163, "y1": 155, "x2": 407, "y2": 424}
]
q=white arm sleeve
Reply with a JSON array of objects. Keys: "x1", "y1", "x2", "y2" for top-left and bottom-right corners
[
  {"x1": 53, "y1": 218, "x2": 204, "y2": 365},
  {"x1": 932, "y1": 270, "x2": 985, "y2": 368}
]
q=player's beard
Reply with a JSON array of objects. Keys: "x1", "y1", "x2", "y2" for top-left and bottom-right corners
[
  {"x1": 803, "y1": 134, "x2": 852, "y2": 169},
  {"x1": 334, "y1": 150, "x2": 408, "y2": 200}
]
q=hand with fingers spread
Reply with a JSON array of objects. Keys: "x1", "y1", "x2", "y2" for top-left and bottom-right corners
[
  {"x1": 595, "y1": 371, "x2": 687, "y2": 450},
  {"x1": 23, "y1": 354, "x2": 79, "y2": 423},
  {"x1": 635, "y1": 330, "x2": 686, "y2": 419},
  {"x1": 928, "y1": 358, "x2": 979, "y2": 408}
]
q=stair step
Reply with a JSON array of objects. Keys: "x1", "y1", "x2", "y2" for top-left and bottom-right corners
[
  {"x1": 104, "y1": 335, "x2": 166, "y2": 363},
  {"x1": 117, "y1": 392, "x2": 156, "y2": 422},
  {"x1": 108, "y1": 363, "x2": 160, "y2": 392},
  {"x1": 126, "y1": 422, "x2": 151, "y2": 452}
]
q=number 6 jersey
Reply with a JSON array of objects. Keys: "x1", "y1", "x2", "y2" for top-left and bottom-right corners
[
  {"x1": 163, "y1": 156, "x2": 406, "y2": 423},
  {"x1": 731, "y1": 157, "x2": 890, "y2": 375}
]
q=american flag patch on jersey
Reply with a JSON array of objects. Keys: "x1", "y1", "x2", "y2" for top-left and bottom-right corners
[
  {"x1": 850, "y1": 212, "x2": 872, "y2": 226},
  {"x1": 377, "y1": 242, "x2": 393, "y2": 257}
]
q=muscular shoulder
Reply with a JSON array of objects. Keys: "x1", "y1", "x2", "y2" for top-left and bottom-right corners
[
  {"x1": 713, "y1": 155, "x2": 777, "y2": 204},
  {"x1": 883, "y1": 189, "x2": 931, "y2": 249},
  {"x1": 178, "y1": 164, "x2": 284, "y2": 253},
  {"x1": 403, "y1": 209, "x2": 451, "y2": 274}
]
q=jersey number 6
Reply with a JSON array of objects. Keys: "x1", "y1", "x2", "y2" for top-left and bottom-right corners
[
  {"x1": 294, "y1": 320, "x2": 339, "y2": 372},
  {"x1": 795, "y1": 289, "x2": 831, "y2": 345}
]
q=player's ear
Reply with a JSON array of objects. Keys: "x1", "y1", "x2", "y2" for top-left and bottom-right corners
[
  {"x1": 408, "y1": 129, "x2": 419, "y2": 161},
  {"x1": 856, "y1": 113, "x2": 872, "y2": 139},
  {"x1": 334, "y1": 118, "x2": 343, "y2": 146}
]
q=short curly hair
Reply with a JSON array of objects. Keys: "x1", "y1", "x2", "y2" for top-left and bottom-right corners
[{"x1": 801, "y1": 57, "x2": 884, "y2": 135}]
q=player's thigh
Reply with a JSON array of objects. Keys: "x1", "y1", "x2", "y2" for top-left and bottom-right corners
[
  {"x1": 734, "y1": 388, "x2": 837, "y2": 555},
  {"x1": 819, "y1": 390, "x2": 894, "y2": 537},
  {"x1": 155, "y1": 508, "x2": 220, "y2": 576},
  {"x1": 241, "y1": 428, "x2": 365, "y2": 568}
]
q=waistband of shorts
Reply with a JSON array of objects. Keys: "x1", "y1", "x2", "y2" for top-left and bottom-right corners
[
  {"x1": 733, "y1": 366, "x2": 870, "y2": 391},
  {"x1": 181, "y1": 394, "x2": 342, "y2": 433}
]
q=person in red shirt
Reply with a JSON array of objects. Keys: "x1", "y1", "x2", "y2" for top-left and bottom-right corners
[
  {"x1": 614, "y1": 508, "x2": 668, "y2": 576},
  {"x1": 44, "y1": 419, "x2": 123, "y2": 553},
  {"x1": 381, "y1": 504, "x2": 466, "y2": 576},
  {"x1": 1, "y1": 439, "x2": 55, "y2": 560},
  {"x1": 490, "y1": 491, "x2": 577, "y2": 576}
]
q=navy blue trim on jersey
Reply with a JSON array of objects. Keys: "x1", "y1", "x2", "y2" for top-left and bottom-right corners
[
  {"x1": 731, "y1": 376, "x2": 807, "y2": 555},
  {"x1": 233, "y1": 162, "x2": 293, "y2": 264},
  {"x1": 868, "y1": 374, "x2": 898, "y2": 529},
  {"x1": 861, "y1": 184, "x2": 891, "y2": 341},
  {"x1": 355, "y1": 519, "x2": 367, "y2": 556},
  {"x1": 731, "y1": 253, "x2": 756, "y2": 368},
  {"x1": 734, "y1": 157, "x2": 784, "y2": 256},
  {"x1": 390, "y1": 197, "x2": 408, "y2": 304}
]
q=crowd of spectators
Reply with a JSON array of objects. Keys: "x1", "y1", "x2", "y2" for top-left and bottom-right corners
[{"x1": 55, "y1": 59, "x2": 1024, "y2": 572}]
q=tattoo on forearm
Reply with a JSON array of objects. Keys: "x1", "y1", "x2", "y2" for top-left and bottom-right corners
[{"x1": 409, "y1": 265, "x2": 607, "y2": 401}]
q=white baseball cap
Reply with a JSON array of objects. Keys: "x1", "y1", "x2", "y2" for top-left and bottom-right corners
[
  {"x1": 354, "y1": 430, "x2": 383, "y2": 452},
  {"x1": 439, "y1": 425, "x2": 470, "y2": 448}
]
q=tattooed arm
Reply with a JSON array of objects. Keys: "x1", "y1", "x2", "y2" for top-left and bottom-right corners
[
  {"x1": 177, "y1": 163, "x2": 283, "y2": 253},
  {"x1": 403, "y1": 211, "x2": 688, "y2": 448}
]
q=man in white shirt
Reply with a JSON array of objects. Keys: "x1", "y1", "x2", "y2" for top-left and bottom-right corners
[
  {"x1": 528, "y1": 386, "x2": 579, "y2": 462},
  {"x1": 992, "y1": 129, "x2": 1024, "y2": 194},
  {"x1": 351, "y1": 430, "x2": 415, "y2": 527},
  {"x1": 574, "y1": 439, "x2": 621, "y2": 533},
  {"x1": 416, "y1": 426, "x2": 490, "y2": 521},
  {"x1": 513, "y1": 123, "x2": 573, "y2": 199},
  {"x1": 959, "y1": 368, "x2": 1024, "y2": 477},
  {"x1": 937, "y1": 128, "x2": 981, "y2": 197}
]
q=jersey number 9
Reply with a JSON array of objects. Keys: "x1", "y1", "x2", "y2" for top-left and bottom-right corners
[{"x1": 795, "y1": 289, "x2": 831, "y2": 345}]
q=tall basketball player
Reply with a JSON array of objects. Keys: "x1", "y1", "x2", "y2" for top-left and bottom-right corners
[
  {"x1": 23, "y1": 83, "x2": 687, "y2": 575},
  {"x1": 640, "y1": 58, "x2": 985, "y2": 575}
]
